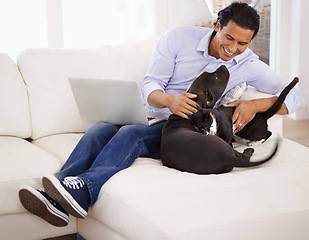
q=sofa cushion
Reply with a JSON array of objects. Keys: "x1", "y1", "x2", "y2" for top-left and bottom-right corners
[
  {"x1": 0, "y1": 136, "x2": 78, "y2": 239},
  {"x1": 0, "y1": 214, "x2": 77, "y2": 240},
  {"x1": 32, "y1": 133, "x2": 83, "y2": 165},
  {"x1": 80, "y1": 139, "x2": 309, "y2": 240},
  {"x1": 16, "y1": 38, "x2": 159, "y2": 139},
  {"x1": 0, "y1": 53, "x2": 31, "y2": 138},
  {"x1": 0, "y1": 137, "x2": 61, "y2": 215}
]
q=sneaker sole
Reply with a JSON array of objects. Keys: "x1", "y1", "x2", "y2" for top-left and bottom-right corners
[
  {"x1": 19, "y1": 185, "x2": 69, "y2": 227},
  {"x1": 42, "y1": 174, "x2": 87, "y2": 219}
]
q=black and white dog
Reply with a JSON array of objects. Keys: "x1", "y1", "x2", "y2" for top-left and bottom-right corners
[{"x1": 160, "y1": 65, "x2": 289, "y2": 174}]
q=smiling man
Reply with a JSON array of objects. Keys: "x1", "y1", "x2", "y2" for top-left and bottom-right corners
[
  {"x1": 209, "y1": 21, "x2": 253, "y2": 61},
  {"x1": 143, "y1": 2, "x2": 305, "y2": 131},
  {"x1": 19, "y1": 2, "x2": 305, "y2": 228}
]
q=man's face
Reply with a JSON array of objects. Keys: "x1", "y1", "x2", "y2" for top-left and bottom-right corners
[{"x1": 210, "y1": 20, "x2": 254, "y2": 61}]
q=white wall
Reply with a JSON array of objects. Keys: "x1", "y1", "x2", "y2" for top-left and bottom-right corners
[
  {"x1": 297, "y1": 0, "x2": 309, "y2": 119},
  {"x1": 153, "y1": 0, "x2": 212, "y2": 35},
  {"x1": 270, "y1": 0, "x2": 309, "y2": 120},
  {"x1": 46, "y1": 0, "x2": 63, "y2": 48}
]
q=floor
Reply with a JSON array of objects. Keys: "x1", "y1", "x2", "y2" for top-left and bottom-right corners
[
  {"x1": 282, "y1": 116, "x2": 309, "y2": 148},
  {"x1": 45, "y1": 233, "x2": 84, "y2": 240}
]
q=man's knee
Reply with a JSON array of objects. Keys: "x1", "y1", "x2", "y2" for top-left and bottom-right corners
[
  {"x1": 118, "y1": 125, "x2": 146, "y2": 137},
  {"x1": 84, "y1": 123, "x2": 119, "y2": 140}
]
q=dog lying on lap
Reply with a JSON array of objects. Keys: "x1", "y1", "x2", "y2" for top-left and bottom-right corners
[{"x1": 160, "y1": 65, "x2": 297, "y2": 174}]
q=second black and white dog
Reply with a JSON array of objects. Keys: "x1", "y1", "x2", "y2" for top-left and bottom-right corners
[{"x1": 190, "y1": 77, "x2": 298, "y2": 146}]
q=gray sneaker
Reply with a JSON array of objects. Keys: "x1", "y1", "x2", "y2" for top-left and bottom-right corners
[{"x1": 19, "y1": 185, "x2": 69, "y2": 227}]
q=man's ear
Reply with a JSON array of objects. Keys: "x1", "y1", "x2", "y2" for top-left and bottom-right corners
[{"x1": 215, "y1": 20, "x2": 221, "y2": 32}]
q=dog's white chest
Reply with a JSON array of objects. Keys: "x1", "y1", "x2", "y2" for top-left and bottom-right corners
[{"x1": 208, "y1": 115, "x2": 217, "y2": 135}]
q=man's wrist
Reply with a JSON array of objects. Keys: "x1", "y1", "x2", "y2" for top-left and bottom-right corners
[
  {"x1": 148, "y1": 90, "x2": 171, "y2": 109},
  {"x1": 252, "y1": 96, "x2": 288, "y2": 115},
  {"x1": 161, "y1": 94, "x2": 172, "y2": 109},
  {"x1": 252, "y1": 97, "x2": 276, "y2": 113}
]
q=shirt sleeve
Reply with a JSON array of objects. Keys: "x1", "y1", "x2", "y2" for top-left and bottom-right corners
[
  {"x1": 141, "y1": 27, "x2": 180, "y2": 104},
  {"x1": 246, "y1": 59, "x2": 305, "y2": 114}
]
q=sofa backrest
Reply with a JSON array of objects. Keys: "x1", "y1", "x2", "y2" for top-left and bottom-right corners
[
  {"x1": 17, "y1": 37, "x2": 160, "y2": 139},
  {"x1": 0, "y1": 53, "x2": 31, "y2": 138}
]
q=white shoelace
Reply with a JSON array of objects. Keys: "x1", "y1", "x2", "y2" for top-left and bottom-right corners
[{"x1": 63, "y1": 177, "x2": 85, "y2": 189}]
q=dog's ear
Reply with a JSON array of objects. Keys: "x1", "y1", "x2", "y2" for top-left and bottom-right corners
[
  {"x1": 196, "y1": 105, "x2": 203, "y2": 111},
  {"x1": 204, "y1": 111, "x2": 212, "y2": 122},
  {"x1": 204, "y1": 90, "x2": 214, "y2": 108}
]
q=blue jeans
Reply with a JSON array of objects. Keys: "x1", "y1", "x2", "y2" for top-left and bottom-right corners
[{"x1": 55, "y1": 121, "x2": 166, "y2": 205}]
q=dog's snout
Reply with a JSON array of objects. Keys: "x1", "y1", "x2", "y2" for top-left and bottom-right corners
[
  {"x1": 218, "y1": 65, "x2": 228, "y2": 71},
  {"x1": 217, "y1": 65, "x2": 230, "y2": 79}
]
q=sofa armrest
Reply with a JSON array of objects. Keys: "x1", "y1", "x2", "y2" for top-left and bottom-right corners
[{"x1": 239, "y1": 86, "x2": 282, "y2": 137}]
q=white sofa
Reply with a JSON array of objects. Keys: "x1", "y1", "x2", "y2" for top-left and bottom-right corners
[{"x1": 1, "y1": 37, "x2": 309, "y2": 240}]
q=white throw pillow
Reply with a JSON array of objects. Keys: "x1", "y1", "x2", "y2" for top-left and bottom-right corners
[{"x1": 219, "y1": 82, "x2": 247, "y2": 106}]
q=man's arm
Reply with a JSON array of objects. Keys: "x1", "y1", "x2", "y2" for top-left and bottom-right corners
[
  {"x1": 244, "y1": 59, "x2": 305, "y2": 117},
  {"x1": 226, "y1": 96, "x2": 288, "y2": 132},
  {"x1": 148, "y1": 90, "x2": 198, "y2": 119}
]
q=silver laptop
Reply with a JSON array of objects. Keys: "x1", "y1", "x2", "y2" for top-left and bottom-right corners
[{"x1": 69, "y1": 78, "x2": 166, "y2": 126}]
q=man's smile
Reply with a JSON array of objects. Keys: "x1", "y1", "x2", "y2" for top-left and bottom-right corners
[{"x1": 223, "y1": 46, "x2": 234, "y2": 56}]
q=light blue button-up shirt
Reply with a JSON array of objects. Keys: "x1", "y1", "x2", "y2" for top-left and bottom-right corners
[{"x1": 142, "y1": 26, "x2": 305, "y2": 116}]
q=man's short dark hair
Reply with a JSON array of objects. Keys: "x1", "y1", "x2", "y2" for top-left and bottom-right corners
[{"x1": 214, "y1": 2, "x2": 260, "y2": 40}]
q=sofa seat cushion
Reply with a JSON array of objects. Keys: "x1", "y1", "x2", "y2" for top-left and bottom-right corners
[
  {"x1": 0, "y1": 137, "x2": 61, "y2": 215},
  {"x1": 32, "y1": 133, "x2": 84, "y2": 165},
  {"x1": 80, "y1": 139, "x2": 309, "y2": 240},
  {"x1": 0, "y1": 214, "x2": 77, "y2": 240},
  {"x1": 0, "y1": 136, "x2": 78, "y2": 239}
]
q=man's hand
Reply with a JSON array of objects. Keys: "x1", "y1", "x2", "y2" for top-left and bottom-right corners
[
  {"x1": 225, "y1": 100, "x2": 257, "y2": 133},
  {"x1": 225, "y1": 96, "x2": 288, "y2": 133},
  {"x1": 165, "y1": 92, "x2": 198, "y2": 119},
  {"x1": 147, "y1": 90, "x2": 198, "y2": 119}
]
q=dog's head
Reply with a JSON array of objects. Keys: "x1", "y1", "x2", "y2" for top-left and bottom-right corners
[
  {"x1": 188, "y1": 65, "x2": 229, "y2": 108},
  {"x1": 189, "y1": 107, "x2": 217, "y2": 135}
]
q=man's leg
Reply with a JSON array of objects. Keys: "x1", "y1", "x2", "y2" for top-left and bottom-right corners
[
  {"x1": 82, "y1": 121, "x2": 165, "y2": 204},
  {"x1": 42, "y1": 121, "x2": 166, "y2": 217},
  {"x1": 19, "y1": 122, "x2": 120, "y2": 222},
  {"x1": 55, "y1": 122, "x2": 120, "y2": 179}
]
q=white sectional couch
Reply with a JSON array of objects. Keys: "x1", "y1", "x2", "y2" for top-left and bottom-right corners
[{"x1": 1, "y1": 37, "x2": 309, "y2": 240}]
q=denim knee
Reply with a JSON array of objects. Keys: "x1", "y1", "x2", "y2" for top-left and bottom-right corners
[
  {"x1": 83, "y1": 123, "x2": 120, "y2": 143},
  {"x1": 116, "y1": 124, "x2": 163, "y2": 158}
]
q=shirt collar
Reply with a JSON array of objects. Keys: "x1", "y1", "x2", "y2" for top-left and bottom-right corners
[
  {"x1": 197, "y1": 29, "x2": 245, "y2": 64},
  {"x1": 196, "y1": 30, "x2": 214, "y2": 55}
]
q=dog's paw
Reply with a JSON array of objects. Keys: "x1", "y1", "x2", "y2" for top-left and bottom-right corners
[{"x1": 244, "y1": 147, "x2": 254, "y2": 156}]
